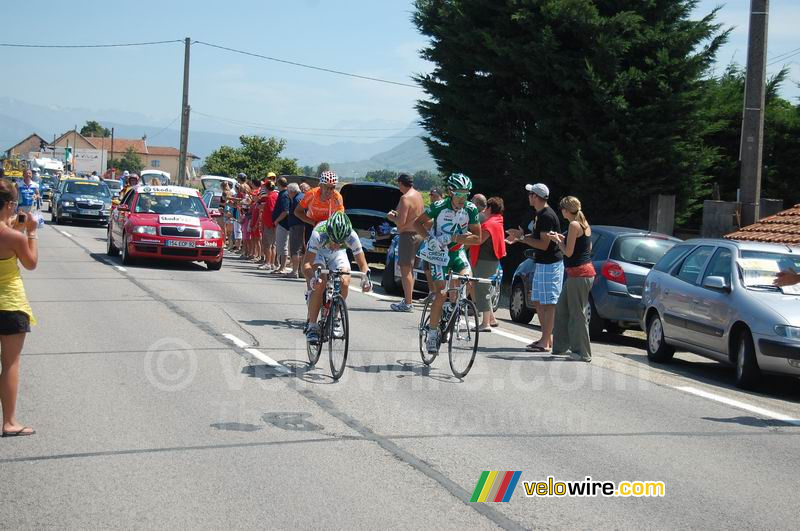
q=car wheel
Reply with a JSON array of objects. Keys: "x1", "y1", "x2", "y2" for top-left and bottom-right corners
[
  {"x1": 734, "y1": 328, "x2": 760, "y2": 389},
  {"x1": 381, "y1": 253, "x2": 402, "y2": 295},
  {"x1": 106, "y1": 227, "x2": 119, "y2": 256},
  {"x1": 207, "y1": 259, "x2": 223, "y2": 271},
  {"x1": 121, "y1": 233, "x2": 135, "y2": 265},
  {"x1": 509, "y1": 280, "x2": 534, "y2": 324},
  {"x1": 588, "y1": 297, "x2": 606, "y2": 340},
  {"x1": 646, "y1": 312, "x2": 674, "y2": 362}
]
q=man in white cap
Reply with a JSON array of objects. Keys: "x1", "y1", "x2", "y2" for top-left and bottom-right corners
[{"x1": 506, "y1": 183, "x2": 563, "y2": 352}]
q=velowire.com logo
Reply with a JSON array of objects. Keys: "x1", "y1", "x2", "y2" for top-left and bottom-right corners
[{"x1": 470, "y1": 471, "x2": 522, "y2": 503}]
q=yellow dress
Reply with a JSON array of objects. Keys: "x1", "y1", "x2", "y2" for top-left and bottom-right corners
[{"x1": 0, "y1": 255, "x2": 36, "y2": 325}]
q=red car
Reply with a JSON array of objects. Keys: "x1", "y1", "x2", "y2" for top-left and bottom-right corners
[{"x1": 106, "y1": 185, "x2": 224, "y2": 270}]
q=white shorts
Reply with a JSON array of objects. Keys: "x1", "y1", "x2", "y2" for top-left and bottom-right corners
[
  {"x1": 232, "y1": 221, "x2": 242, "y2": 241},
  {"x1": 313, "y1": 248, "x2": 350, "y2": 273}
]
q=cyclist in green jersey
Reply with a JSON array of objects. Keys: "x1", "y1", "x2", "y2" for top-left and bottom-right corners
[{"x1": 414, "y1": 173, "x2": 481, "y2": 354}]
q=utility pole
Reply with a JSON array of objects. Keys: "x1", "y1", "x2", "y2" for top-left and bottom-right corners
[
  {"x1": 110, "y1": 127, "x2": 115, "y2": 179},
  {"x1": 178, "y1": 37, "x2": 191, "y2": 186},
  {"x1": 738, "y1": 0, "x2": 769, "y2": 227}
]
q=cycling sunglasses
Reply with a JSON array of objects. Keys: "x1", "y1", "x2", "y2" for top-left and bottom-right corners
[{"x1": 451, "y1": 190, "x2": 470, "y2": 199}]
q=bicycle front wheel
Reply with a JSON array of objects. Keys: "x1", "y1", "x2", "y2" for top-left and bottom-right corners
[
  {"x1": 448, "y1": 299, "x2": 479, "y2": 378},
  {"x1": 307, "y1": 321, "x2": 323, "y2": 367},
  {"x1": 328, "y1": 296, "x2": 349, "y2": 380},
  {"x1": 418, "y1": 297, "x2": 438, "y2": 365}
]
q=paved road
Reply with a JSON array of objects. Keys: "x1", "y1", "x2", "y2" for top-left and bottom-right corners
[{"x1": 2, "y1": 220, "x2": 799, "y2": 530}]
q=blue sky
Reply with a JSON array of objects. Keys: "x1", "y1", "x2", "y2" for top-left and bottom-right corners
[{"x1": 1, "y1": 0, "x2": 798, "y2": 137}]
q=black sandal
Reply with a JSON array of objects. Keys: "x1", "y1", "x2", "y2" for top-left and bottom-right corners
[{"x1": 2, "y1": 427, "x2": 35, "y2": 437}]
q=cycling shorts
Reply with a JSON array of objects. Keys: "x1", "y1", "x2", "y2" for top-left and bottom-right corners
[
  {"x1": 430, "y1": 249, "x2": 471, "y2": 282},
  {"x1": 313, "y1": 247, "x2": 350, "y2": 273}
]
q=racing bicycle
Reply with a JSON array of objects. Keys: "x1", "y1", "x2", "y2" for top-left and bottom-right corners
[
  {"x1": 307, "y1": 268, "x2": 370, "y2": 380},
  {"x1": 418, "y1": 270, "x2": 493, "y2": 378}
]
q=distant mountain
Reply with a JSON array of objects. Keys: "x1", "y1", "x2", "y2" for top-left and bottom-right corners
[
  {"x1": 330, "y1": 135, "x2": 438, "y2": 177},
  {"x1": 0, "y1": 97, "x2": 426, "y2": 168}
]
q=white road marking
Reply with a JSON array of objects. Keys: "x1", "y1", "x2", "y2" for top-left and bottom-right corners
[
  {"x1": 350, "y1": 285, "x2": 400, "y2": 302},
  {"x1": 490, "y1": 328, "x2": 535, "y2": 345},
  {"x1": 223, "y1": 333, "x2": 290, "y2": 373},
  {"x1": 675, "y1": 385, "x2": 800, "y2": 426},
  {"x1": 115, "y1": 266, "x2": 127, "y2": 272},
  {"x1": 222, "y1": 333, "x2": 249, "y2": 348},
  {"x1": 58, "y1": 230, "x2": 73, "y2": 238}
]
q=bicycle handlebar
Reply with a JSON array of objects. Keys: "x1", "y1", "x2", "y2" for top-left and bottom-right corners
[
  {"x1": 317, "y1": 268, "x2": 370, "y2": 279},
  {"x1": 412, "y1": 269, "x2": 494, "y2": 284}
]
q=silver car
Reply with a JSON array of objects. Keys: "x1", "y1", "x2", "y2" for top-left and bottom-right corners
[{"x1": 642, "y1": 239, "x2": 800, "y2": 389}]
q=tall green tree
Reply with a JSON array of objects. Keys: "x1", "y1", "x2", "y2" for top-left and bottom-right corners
[
  {"x1": 204, "y1": 135, "x2": 299, "y2": 179},
  {"x1": 316, "y1": 162, "x2": 331, "y2": 177},
  {"x1": 80, "y1": 120, "x2": 111, "y2": 137},
  {"x1": 699, "y1": 65, "x2": 800, "y2": 209},
  {"x1": 414, "y1": 0, "x2": 729, "y2": 227},
  {"x1": 109, "y1": 147, "x2": 144, "y2": 174},
  {"x1": 364, "y1": 169, "x2": 399, "y2": 183}
]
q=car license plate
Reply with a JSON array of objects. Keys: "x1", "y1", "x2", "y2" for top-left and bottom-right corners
[
  {"x1": 165, "y1": 240, "x2": 196, "y2": 248},
  {"x1": 79, "y1": 209, "x2": 98, "y2": 215}
]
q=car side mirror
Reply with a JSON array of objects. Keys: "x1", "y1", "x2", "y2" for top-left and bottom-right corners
[
  {"x1": 524, "y1": 249, "x2": 536, "y2": 260},
  {"x1": 703, "y1": 276, "x2": 730, "y2": 292},
  {"x1": 209, "y1": 208, "x2": 221, "y2": 217}
]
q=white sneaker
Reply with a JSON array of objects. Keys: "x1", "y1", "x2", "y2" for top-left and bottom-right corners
[
  {"x1": 333, "y1": 318, "x2": 344, "y2": 338},
  {"x1": 426, "y1": 328, "x2": 440, "y2": 354}
]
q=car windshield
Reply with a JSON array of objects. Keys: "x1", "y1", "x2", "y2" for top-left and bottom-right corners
[
  {"x1": 135, "y1": 192, "x2": 206, "y2": 216},
  {"x1": 105, "y1": 180, "x2": 122, "y2": 191},
  {"x1": 202, "y1": 179, "x2": 229, "y2": 192},
  {"x1": 738, "y1": 250, "x2": 800, "y2": 295},
  {"x1": 141, "y1": 175, "x2": 170, "y2": 185},
  {"x1": 64, "y1": 181, "x2": 111, "y2": 198},
  {"x1": 611, "y1": 236, "x2": 675, "y2": 268}
]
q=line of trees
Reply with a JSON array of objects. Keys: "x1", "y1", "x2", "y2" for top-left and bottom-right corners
[{"x1": 412, "y1": 0, "x2": 800, "y2": 228}]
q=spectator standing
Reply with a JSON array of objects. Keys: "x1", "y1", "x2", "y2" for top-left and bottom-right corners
[
  {"x1": 16, "y1": 170, "x2": 39, "y2": 214},
  {"x1": 0, "y1": 180, "x2": 39, "y2": 437},
  {"x1": 272, "y1": 177, "x2": 291, "y2": 272},
  {"x1": 249, "y1": 178, "x2": 263, "y2": 262},
  {"x1": 388, "y1": 173, "x2": 424, "y2": 312},
  {"x1": 285, "y1": 183, "x2": 305, "y2": 278},
  {"x1": 469, "y1": 196, "x2": 506, "y2": 330},
  {"x1": 429, "y1": 187, "x2": 443, "y2": 203},
  {"x1": 258, "y1": 180, "x2": 278, "y2": 270},
  {"x1": 506, "y1": 183, "x2": 563, "y2": 352},
  {"x1": 298, "y1": 182, "x2": 314, "y2": 249},
  {"x1": 547, "y1": 196, "x2": 595, "y2": 362}
]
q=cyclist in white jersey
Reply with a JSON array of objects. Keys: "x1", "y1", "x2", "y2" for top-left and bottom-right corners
[
  {"x1": 414, "y1": 173, "x2": 481, "y2": 354},
  {"x1": 305, "y1": 211, "x2": 372, "y2": 344}
]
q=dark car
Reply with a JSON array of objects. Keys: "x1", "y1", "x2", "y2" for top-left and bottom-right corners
[
  {"x1": 340, "y1": 182, "x2": 402, "y2": 263},
  {"x1": 40, "y1": 175, "x2": 59, "y2": 204},
  {"x1": 52, "y1": 179, "x2": 113, "y2": 225},
  {"x1": 509, "y1": 225, "x2": 680, "y2": 338}
]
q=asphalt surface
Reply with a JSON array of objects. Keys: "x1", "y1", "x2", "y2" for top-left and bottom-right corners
[{"x1": 2, "y1": 218, "x2": 800, "y2": 530}]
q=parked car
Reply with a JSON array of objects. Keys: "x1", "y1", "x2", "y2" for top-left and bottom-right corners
[
  {"x1": 340, "y1": 182, "x2": 402, "y2": 264},
  {"x1": 201, "y1": 190, "x2": 226, "y2": 230},
  {"x1": 40, "y1": 175, "x2": 59, "y2": 203},
  {"x1": 107, "y1": 185, "x2": 224, "y2": 270},
  {"x1": 381, "y1": 233, "x2": 504, "y2": 311},
  {"x1": 51, "y1": 179, "x2": 113, "y2": 225},
  {"x1": 104, "y1": 178, "x2": 123, "y2": 196},
  {"x1": 509, "y1": 226, "x2": 680, "y2": 338},
  {"x1": 642, "y1": 239, "x2": 800, "y2": 389}
]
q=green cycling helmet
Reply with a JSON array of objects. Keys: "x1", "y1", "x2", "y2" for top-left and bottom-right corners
[
  {"x1": 327, "y1": 211, "x2": 353, "y2": 244},
  {"x1": 446, "y1": 173, "x2": 473, "y2": 191}
]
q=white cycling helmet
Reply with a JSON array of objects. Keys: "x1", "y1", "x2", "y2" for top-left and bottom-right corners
[{"x1": 319, "y1": 170, "x2": 338, "y2": 186}]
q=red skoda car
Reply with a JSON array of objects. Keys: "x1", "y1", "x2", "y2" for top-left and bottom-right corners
[{"x1": 107, "y1": 185, "x2": 224, "y2": 270}]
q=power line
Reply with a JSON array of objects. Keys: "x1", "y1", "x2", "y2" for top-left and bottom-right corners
[
  {"x1": 191, "y1": 110, "x2": 408, "y2": 132},
  {"x1": 768, "y1": 46, "x2": 800, "y2": 61},
  {"x1": 147, "y1": 117, "x2": 180, "y2": 141},
  {"x1": 192, "y1": 40, "x2": 418, "y2": 89},
  {"x1": 0, "y1": 39, "x2": 182, "y2": 49},
  {"x1": 767, "y1": 49, "x2": 800, "y2": 66},
  {"x1": 192, "y1": 110, "x2": 420, "y2": 140}
]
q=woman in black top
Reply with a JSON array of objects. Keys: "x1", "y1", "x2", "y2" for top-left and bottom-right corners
[{"x1": 547, "y1": 196, "x2": 596, "y2": 362}]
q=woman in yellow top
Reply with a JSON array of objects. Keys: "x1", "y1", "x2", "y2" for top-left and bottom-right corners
[{"x1": 0, "y1": 180, "x2": 39, "y2": 437}]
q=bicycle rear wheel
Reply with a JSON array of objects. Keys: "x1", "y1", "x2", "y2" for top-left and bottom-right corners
[
  {"x1": 418, "y1": 297, "x2": 438, "y2": 365},
  {"x1": 328, "y1": 296, "x2": 349, "y2": 380},
  {"x1": 448, "y1": 299, "x2": 479, "y2": 378}
]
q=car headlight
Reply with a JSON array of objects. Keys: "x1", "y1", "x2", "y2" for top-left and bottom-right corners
[
  {"x1": 774, "y1": 325, "x2": 800, "y2": 339},
  {"x1": 133, "y1": 226, "x2": 157, "y2": 235},
  {"x1": 62, "y1": 201, "x2": 74, "y2": 207},
  {"x1": 203, "y1": 230, "x2": 221, "y2": 239}
]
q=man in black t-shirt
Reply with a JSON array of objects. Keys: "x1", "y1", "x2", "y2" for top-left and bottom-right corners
[{"x1": 505, "y1": 183, "x2": 563, "y2": 352}]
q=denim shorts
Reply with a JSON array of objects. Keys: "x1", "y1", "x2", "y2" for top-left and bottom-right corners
[{"x1": 532, "y1": 261, "x2": 564, "y2": 305}]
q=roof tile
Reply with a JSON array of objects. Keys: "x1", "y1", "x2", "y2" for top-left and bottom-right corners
[{"x1": 725, "y1": 204, "x2": 800, "y2": 245}]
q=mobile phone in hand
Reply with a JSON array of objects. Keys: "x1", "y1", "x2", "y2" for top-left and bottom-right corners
[{"x1": 17, "y1": 212, "x2": 26, "y2": 224}]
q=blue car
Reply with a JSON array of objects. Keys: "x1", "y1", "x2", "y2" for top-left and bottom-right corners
[
  {"x1": 509, "y1": 225, "x2": 679, "y2": 339},
  {"x1": 381, "y1": 232, "x2": 503, "y2": 311}
]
